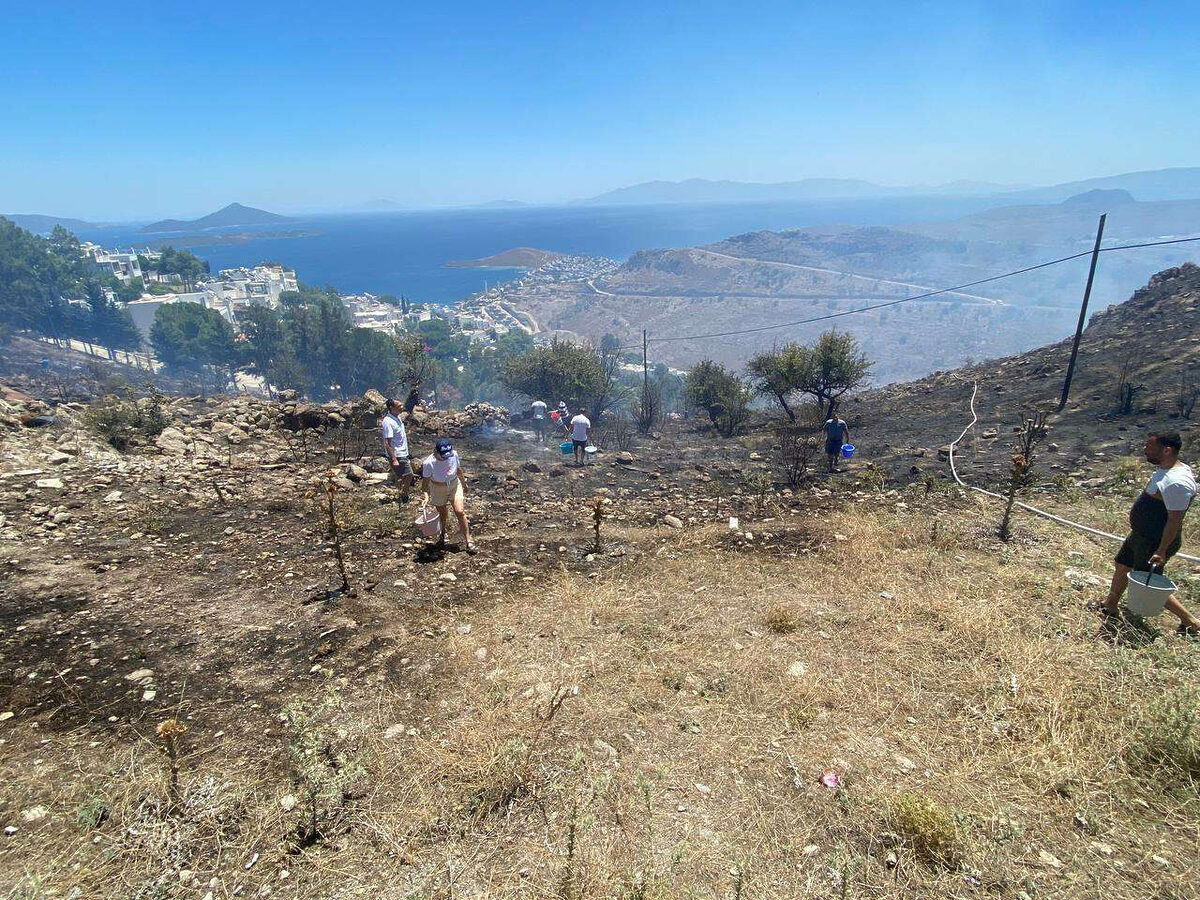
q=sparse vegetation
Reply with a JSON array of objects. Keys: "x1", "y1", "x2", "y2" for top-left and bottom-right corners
[
  {"x1": 999, "y1": 411, "x2": 1048, "y2": 540},
  {"x1": 84, "y1": 387, "x2": 168, "y2": 450},
  {"x1": 890, "y1": 792, "x2": 964, "y2": 866},
  {"x1": 1128, "y1": 687, "x2": 1200, "y2": 794}
]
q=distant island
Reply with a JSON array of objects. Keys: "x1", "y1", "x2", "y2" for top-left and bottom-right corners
[
  {"x1": 139, "y1": 202, "x2": 293, "y2": 234},
  {"x1": 447, "y1": 247, "x2": 564, "y2": 268},
  {"x1": 4, "y1": 213, "x2": 102, "y2": 233}
]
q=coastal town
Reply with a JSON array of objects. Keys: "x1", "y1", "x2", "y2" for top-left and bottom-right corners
[{"x1": 78, "y1": 238, "x2": 620, "y2": 358}]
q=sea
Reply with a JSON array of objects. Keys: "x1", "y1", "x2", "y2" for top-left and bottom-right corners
[{"x1": 74, "y1": 196, "x2": 1002, "y2": 305}]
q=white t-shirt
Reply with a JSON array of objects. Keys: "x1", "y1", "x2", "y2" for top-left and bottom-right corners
[
  {"x1": 380, "y1": 413, "x2": 408, "y2": 458},
  {"x1": 422, "y1": 451, "x2": 460, "y2": 483},
  {"x1": 531, "y1": 400, "x2": 547, "y2": 420},
  {"x1": 570, "y1": 414, "x2": 591, "y2": 442},
  {"x1": 1147, "y1": 463, "x2": 1197, "y2": 511}
]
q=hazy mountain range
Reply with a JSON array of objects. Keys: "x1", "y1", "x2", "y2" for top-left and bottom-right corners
[{"x1": 575, "y1": 167, "x2": 1200, "y2": 207}]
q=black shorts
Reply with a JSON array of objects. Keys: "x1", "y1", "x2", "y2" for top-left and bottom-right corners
[
  {"x1": 573, "y1": 439, "x2": 588, "y2": 450},
  {"x1": 825, "y1": 440, "x2": 843, "y2": 456},
  {"x1": 1115, "y1": 530, "x2": 1182, "y2": 570}
]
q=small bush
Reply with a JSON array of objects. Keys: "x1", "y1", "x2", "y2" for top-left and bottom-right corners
[
  {"x1": 891, "y1": 792, "x2": 963, "y2": 866},
  {"x1": 765, "y1": 605, "x2": 799, "y2": 634},
  {"x1": 85, "y1": 390, "x2": 168, "y2": 450},
  {"x1": 1128, "y1": 688, "x2": 1200, "y2": 792}
]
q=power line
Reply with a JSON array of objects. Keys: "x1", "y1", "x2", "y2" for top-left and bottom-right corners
[
  {"x1": 615, "y1": 232, "x2": 1200, "y2": 348},
  {"x1": 631, "y1": 249, "x2": 1094, "y2": 346},
  {"x1": 1098, "y1": 234, "x2": 1200, "y2": 253}
]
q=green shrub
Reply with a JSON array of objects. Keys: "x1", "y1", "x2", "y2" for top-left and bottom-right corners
[
  {"x1": 84, "y1": 390, "x2": 168, "y2": 450},
  {"x1": 891, "y1": 792, "x2": 964, "y2": 866}
]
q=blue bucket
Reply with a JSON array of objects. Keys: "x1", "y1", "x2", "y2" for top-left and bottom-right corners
[
  {"x1": 560, "y1": 440, "x2": 574, "y2": 455},
  {"x1": 841, "y1": 443, "x2": 856, "y2": 459}
]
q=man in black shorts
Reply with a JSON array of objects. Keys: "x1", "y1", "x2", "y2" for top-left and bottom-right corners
[{"x1": 1102, "y1": 431, "x2": 1199, "y2": 635}]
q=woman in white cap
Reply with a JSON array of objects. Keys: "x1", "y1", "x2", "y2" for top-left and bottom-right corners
[{"x1": 421, "y1": 437, "x2": 476, "y2": 554}]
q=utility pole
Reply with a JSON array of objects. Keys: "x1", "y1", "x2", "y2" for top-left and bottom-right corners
[{"x1": 1059, "y1": 214, "x2": 1106, "y2": 410}]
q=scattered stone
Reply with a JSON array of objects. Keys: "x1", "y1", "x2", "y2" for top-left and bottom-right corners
[
  {"x1": 662, "y1": 515, "x2": 683, "y2": 529},
  {"x1": 439, "y1": 573, "x2": 457, "y2": 583},
  {"x1": 1037, "y1": 849, "x2": 1063, "y2": 868},
  {"x1": 35, "y1": 478, "x2": 64, "y2": 490},
  {"x1": 383, "y1": 725, "x2": 405, "y2": 741},
  {"x1": 20, "y1": 806, "x2": 48, "y2": 823}
]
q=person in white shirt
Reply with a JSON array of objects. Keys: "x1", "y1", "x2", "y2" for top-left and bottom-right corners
[
  {"x1": 420, "y1": 438, "x2": 475, "y2": 554},
  {"x1": 530, "y1": 399, "x2": 547, "y2": 443},
  {"x1": 569, "y1": 411, "x2": 591, "y2": 465},
  {"x1": 1102, "y1": 430, "x2": 1198, "y2": 636},
  {"x1": 380, "y1": 399, "x2": 414, "y2": 503}
]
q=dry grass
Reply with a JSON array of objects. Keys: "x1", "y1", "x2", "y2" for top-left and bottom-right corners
[{"x1": 5, "y1": 488, "x2": 1200, "y2": 898}]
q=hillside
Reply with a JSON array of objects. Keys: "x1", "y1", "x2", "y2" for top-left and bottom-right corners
[
  {"x1": 139, "y1": 202, "x2": 292, "y2": 234},
  {"x1": 3, "y1": 213, "x2": 100, "y2": 233},
  {"x1": 851, "y1": 263, "x2": 1200, "y2": 482},
  {"x1": 3, "y1": 288, "x2": 1200, "y2": 897}
]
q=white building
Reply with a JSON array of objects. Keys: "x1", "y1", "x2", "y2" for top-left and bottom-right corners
[{"x1": 82, "y1": 243, "x2": 143, "y2": 283}]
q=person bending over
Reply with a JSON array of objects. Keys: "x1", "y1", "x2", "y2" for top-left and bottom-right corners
[{"x1": 421, "y1": 438, "x2": 476, "y2": 555}]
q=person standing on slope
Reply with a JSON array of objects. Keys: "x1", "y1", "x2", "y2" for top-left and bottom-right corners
[
  {"x1": 530, "y1": 398, "x2": 547, "y2": 444},
  {"x1": 1101, "y1": 430, "x2": 1199, "y2": 636},
  {"x1": 822, "y1": 409, "x2": 851, "y2": 473},
  {"x1": 381, "y1": 397, "x2": 414, "y2": 503},
  {"x1": 421, "y1": 438, "x2": 476, "y2": 555},
  {"x1": 570, "y1": 409, "x2": 592, "y2": 465}
]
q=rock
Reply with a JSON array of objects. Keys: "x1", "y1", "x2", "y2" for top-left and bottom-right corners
[
  {"x1": 937, "y1": 445, "x2": 953, "y2": 459},
  {"x1": 124, "y1": 669, "x2": 154, "y2": 682},
  {"x1": 383, "y1": 724, "x2": 405, "y2": 740},
  {"x1": 549, "y1": 466, "x2": 566, "y2": 477},
  {"x1": 103, "y1": 490, "x2": 123, "y2": 503},
  {"x1": 345, "y1": 464, "x2": 368, "y2": 482},
  {"x1": 278, "y1": 390, "x2": 298, "y2": 402},
  {"x1": 20, "y1": 806, "x2": 48, "y2": 823},
  {"x1": 35, "y1": 478, "x2": 64, "y2": 490},
  {"x1": 212, "y1": 422, "x2": 249, "y2": 445},
  {"x1": 521, "y1": 461, "x2": 542, "y2": 474},
  {"x1": 615, "y1": 451, "x2": 635, "y2": 465},
  {"x1": 786, "y1": 661, "x2": 808, "y2": 679},
  {"x1": 1064, "y1": 568, "x2": 1102, "y2": 590},
  {"x1": 439, "y1": 573, "x2": 457, "y2": 583},
  {"x1": 0, "y1": 712, "x2": 13, "y2": 722},
  {"x1": 48, "y1": 451, "x2": 72, "y2": 465},
  {"x1": 156, "y1": 427, "x2": 190, "y2": 454},
  {"x1": 662, "y1": 515, "x2": 684, "y2": 529},
  {"x1": 1037, "y1": 849, "x2": 1063, "y2": 868},
  {"x1": 279, "y1": 794, "x2": 298, "y2": 811},
  {"x1": 592, "y1": 738, "x2": 618, "y2": 758}
]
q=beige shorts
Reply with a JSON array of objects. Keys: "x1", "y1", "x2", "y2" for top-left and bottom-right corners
[{"x1": 428, "y1": 477, "x2": 464, "y2": 508}]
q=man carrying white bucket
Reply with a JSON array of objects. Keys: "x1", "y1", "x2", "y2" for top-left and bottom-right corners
[
  {"x1": 1101, "y1": 431, "x2": 1198, "y2": 636},
  {"x1": 420, "y1": 438, "x2": 476, "y2": 555}
]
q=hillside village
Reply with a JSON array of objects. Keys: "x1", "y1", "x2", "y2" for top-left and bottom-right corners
[{"x1": 1, "y1": 265, "x2": 1199, "y2": 898}]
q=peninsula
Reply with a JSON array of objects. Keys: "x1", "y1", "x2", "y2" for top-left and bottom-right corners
[{"x1": 446, "y1": 247, "x2": 565, "y2": 268}]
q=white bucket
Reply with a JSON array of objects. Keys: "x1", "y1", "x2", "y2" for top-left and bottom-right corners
[
  {"x1": 1125, "y1": 569, "x2": 1175, "y2": 617},
  {"x1": 415, "y1": 505, "x2": 442, "y2": 539}
]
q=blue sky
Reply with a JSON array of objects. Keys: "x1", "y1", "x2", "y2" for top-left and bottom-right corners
[{"x1": 2, "y1": 0, "x2": 1197, "y2": 219}]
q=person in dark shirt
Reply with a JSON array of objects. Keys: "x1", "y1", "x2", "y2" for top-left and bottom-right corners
[{"x1": 822, "y1": 412, "x2": 850, "y2": 472}]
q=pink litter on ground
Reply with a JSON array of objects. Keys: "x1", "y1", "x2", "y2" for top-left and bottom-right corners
[{"x1": 820, "y1": 771, "x2": 842, "y2": 789}]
